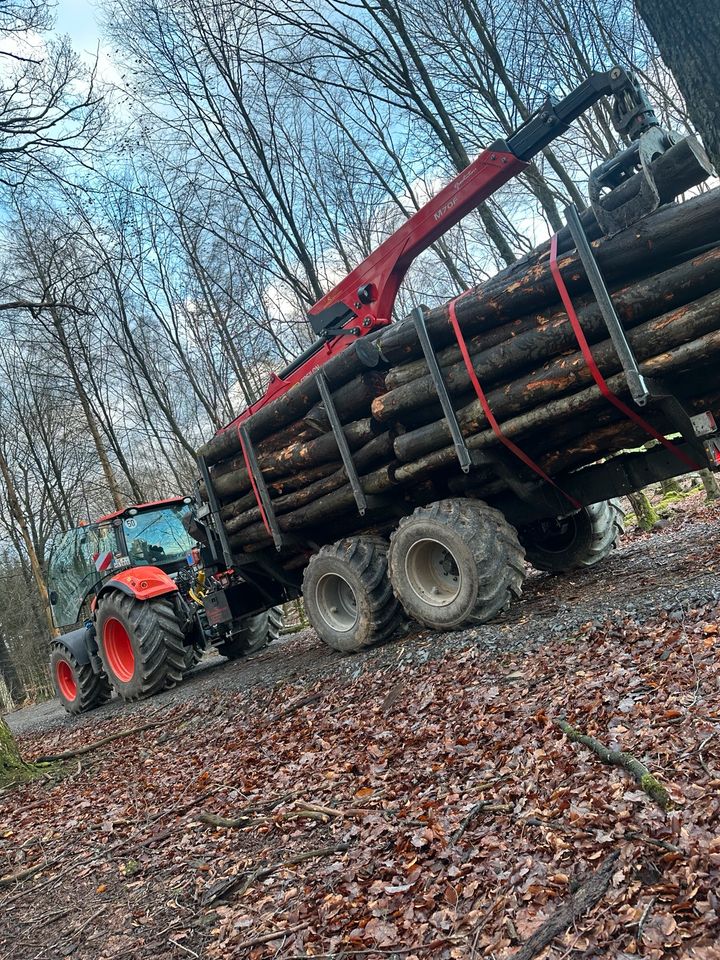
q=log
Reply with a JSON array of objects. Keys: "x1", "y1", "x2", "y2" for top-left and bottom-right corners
[
  {"x1": 377, "y1": 186, "x2": 720, "y2": 368},
  {"x1": 393, "y1": 287, "x2": 720, "y2": 465},
  {"x1": 211, "y1": 418, "x2": 377, "y2": 501},
  {"x1": 373, "y1": 246, "x2": 720, "y2": 424},
  {"x1": 199, "y1": 161, "x2": 714, "y2": 465},
  {"x1": 219, "y1": 463, "x2": 339, "y2": 521},
  {"x1": 197, "y1": 340, "x2": 384, "y2": 462},
  {"x1": 383, "y1": 137, "x2": 712, "y2": 392},
  {"x1": 394, "y1": 323, "x2": 720, "y2": 483},
  {"x1": 224, "y1": 431, "x2": 396, "y2": 534},
  {"x1": 231, "y1": 466, "x2": 397, "y2": 547}
]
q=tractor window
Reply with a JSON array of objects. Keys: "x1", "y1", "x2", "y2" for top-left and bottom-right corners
[
  {"x1": 122, "y1": 506, "x2": 195, "y2": 565},
  {"x1": 48, "y1": 524, "x2": 119, "y2": 628}
]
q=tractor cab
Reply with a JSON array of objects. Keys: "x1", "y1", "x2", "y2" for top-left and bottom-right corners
[{"x1": 48, "y1": 498, "x2": 197, "y2": 629}]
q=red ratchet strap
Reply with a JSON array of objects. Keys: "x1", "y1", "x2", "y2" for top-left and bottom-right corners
[
  {"x1": 237, "y1": 427, "x2": 272, "y2": 537},
  {"x1": 549, "y1": 234, "x2": 699, "y2": 471},
  {"x1": 447, "y1": 298, "x2": 582, "y2": 509}
]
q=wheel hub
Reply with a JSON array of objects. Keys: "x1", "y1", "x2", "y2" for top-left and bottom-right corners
[
  {"x1": 56, "y1": 659, "x2": 77, "y2": 701},
  {"x1": 103, "y1": 617, "x2": 136, "y2": 682},
  {"x1": 404, "y1": 538, "x2": 461, "y2": 607},
  {"x1": 315, "y1": 572, "x2": 358, "y2": 632}
]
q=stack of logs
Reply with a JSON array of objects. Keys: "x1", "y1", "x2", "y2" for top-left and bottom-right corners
[{"x1": 197, "y1": 140, "x2": 720, "y2": 557}]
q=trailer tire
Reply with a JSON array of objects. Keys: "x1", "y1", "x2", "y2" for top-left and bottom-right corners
[
  {"x1": 182, "y1": 644, "x2": 203, "y2": 676},
  {"x1": 50, "y1": 642, "x2": 111, "y2": 715},
  {"x1": 520, "y1": 499, "x2": 625, "y2": 573},
  {"x1": 215, "y1": 606, "x2": 283, "y2": 660},
  {"x1": 96, "y1": 592, "x2": 186, "y2": 700},
  {"x1": 303, "y1": 537, "x2": 401, "y2": 652},
  {"x1": 388, "y1": 499, "x2": 525, "y2": 630}
]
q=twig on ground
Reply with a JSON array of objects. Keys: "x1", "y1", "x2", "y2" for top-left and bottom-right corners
[
  {"x1": 233, "y1": 922, "x2": 310, "y2": 950},
  {"x1": 30, "y1": 720, "x2": 168, "y2": 764},
  {"x1": 453, "y1": 802, "x2": 513, "y2": 842},
  {"x1": 637, "y1": 896, "x2": 657, "y2": 943},
  {"x1": 168, "y1": 939, "x2": 200, "y2": 958},
  {"x1": 624, "y1": 831, "x2": 681, "y2": 854},
  {"x1": 0, "y1": 858, "x2": 60, "y2": 888},
  {"x1": 203, "y1": 842, "x2": 350, "y2": 905},
  {"x1": 507, "y1": 851, "x2": 620, "y2": 960},
  {"x1": 274, "y1": 692, "x2": 323, "y2": 719},
  {"x1": 554, "y1": 718, "x2": 675, "y2": 811}
]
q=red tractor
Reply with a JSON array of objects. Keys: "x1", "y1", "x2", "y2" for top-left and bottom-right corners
[{"x1": 47, "y1": 497, "x2": 282, "y2": 714}]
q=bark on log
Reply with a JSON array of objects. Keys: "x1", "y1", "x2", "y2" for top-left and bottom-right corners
[
  {"x1": 231, "y1": 466, "x2": 397, "y2": 547},
  {"x1": 219, "y1": 463, "x2": 339, "y2": 521},
  {"x1": 508, "y1": 851, "x2": 620, "y2": 960},
  {"x1": 393, "y1": 287, "x2": 720, "y2": 465},
  {"x1": 377, "y1": 186, "x2": 720, "y2": 368},
  {"x1": 224, "y1": 431, "x2": 395, "y2": 534},
  {"x1": 213, "y1": 417, "x2": 376, "y2": 501},
  {"x1": 197, "y1": 340, "x2": 384, "y2": 462},
  {"x1": 374, "y1": 246, "x2": 720, "y2": 424},
  {"x1": 394, "y1": 324, "x2": 720, "y2": 482}
]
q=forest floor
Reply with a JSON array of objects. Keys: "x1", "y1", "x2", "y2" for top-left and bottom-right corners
[{"x1": 1, "y1": 491, "x2": 719, "y2": 960}]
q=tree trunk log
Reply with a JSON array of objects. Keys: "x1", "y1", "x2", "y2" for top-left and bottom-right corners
[
  {"x1": 374, "y1": 246, "x2": 720, "y2": 424},
  {"x1": 393, "y1": 287, "x2": 720, "y2": 465}
]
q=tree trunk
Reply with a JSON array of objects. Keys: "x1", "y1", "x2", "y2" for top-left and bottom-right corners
[
  {"x1": 636, "y1": 1, "x2": 720, "y2": 172},
  {"x1": 0, "y1": 718, "x2": 34, "y2": 788},
  {"x1": 699, "y1": 468, "x2": 720, "y2": 501},
  {"x1": 628, "y1": 490, "x2": 659, "y2": 531}
]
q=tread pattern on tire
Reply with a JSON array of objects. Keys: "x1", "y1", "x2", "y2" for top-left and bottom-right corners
[
  {"x1": 215, "y1": 605, "x2": 283, "y2": 660},
  {"x1": 388, "y1": 498, "x2": 526, "y2": 629},
  {"x1": 50, "y1": 641, "x2": 111, "y2": 715},
  {"x1": 96, "y1": 592, "x2": 186, "y2": 701},
  {"x1": 303, "y1": 536, "x2": 402, "y2": 652},
  {"x1": 523, "y1": 498, "x2": 625, "y2": 572}
]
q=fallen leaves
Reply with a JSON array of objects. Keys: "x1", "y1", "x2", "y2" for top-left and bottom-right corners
[{"x1": 1, "y1": 497, "x2": 719, "y2": 959}]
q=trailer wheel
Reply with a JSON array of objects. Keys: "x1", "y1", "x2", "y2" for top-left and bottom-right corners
[
  {"x1": 96, "y1": 592, "x2": 185, "y2": 700},
  {"x1": 215, "y1": 606, "x2": 283, "y2": 660},
  {"x1": 182, "y1": 644, "x2": 203, "y2": 676},
  {"x1": 388, "y1": 499, "x2": 525, "y2": 630},
  {"x1": 50, "y1": 642, "x2": 111, "y2": 715},
  {"x1": 303, "y1": 537, "x2": 401, "y2": 652},
  {"x1": 520, "y1": 499, "x2": 625, "y2": 573}
]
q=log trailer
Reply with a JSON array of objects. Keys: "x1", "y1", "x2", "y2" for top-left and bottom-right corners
[{"x1": 49, "y1": 66, "x2": 719, "y2": 711}]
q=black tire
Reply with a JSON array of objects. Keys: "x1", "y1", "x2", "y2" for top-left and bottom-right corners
[
  {"x1": 95, "y1": 591, "x2": 185, "y2": 701},
  {"x1": 50, "y1": 642, "x2": 111, "y2": 715},
  {"x1": 387, "y1": 499, "x2": 525, "y2": 631},
  {"x1": 215, "y1": 605, "x2": 283, "y2": 660},
  {"x1": 182, "y1": 643, "x2": 203, "y2": 676},
  {"x1": 302, "y1": 536, "x2": 402, "y2": 652},
  {"x1": 520, "y1": 499, "x2": 625, "y2": 573}
]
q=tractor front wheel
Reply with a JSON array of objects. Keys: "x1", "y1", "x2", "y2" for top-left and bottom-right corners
[
  {"x1": 96, "y1": 592, "x2": 185, "y2": 701},
  {"x1": 50, "y1": 642, "x2": 111, "y2": 715}
]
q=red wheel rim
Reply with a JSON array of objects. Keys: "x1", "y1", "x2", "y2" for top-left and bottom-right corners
[
  {"x1": 103, "y1": 618, "x2": 135, "y2": 683},
  {"x1": 56, "y1": 660, "x2": 77, "y2": 701}
]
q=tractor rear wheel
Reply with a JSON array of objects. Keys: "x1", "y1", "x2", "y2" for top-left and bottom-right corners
[
  {"x1": 519, "y1": 499, "x2": 625, "y2": 573},
  {"x1": 50, "y1": 642, "x2": 111, "y2": 715},
  {"x1": 387, "y1": 499, "x2": 526, "y2": 631},
  {"x1": 215, "y1": 606, "x2": 283, "y2": 660},
  {"x1": 302, "y1": 536, "x2": 402, "y2": 652},
  {"x1": 96, "y1": 592, "x2": 185, "y2": 701}
]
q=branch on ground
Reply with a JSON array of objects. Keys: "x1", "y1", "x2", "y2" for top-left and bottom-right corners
[{"x1": 554, "y1": 718, "x2": 675, "y2": 811}]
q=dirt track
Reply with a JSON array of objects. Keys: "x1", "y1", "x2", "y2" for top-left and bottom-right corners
[{"x1": 6, "y1": 491, "x2": 719, "y2": 739}]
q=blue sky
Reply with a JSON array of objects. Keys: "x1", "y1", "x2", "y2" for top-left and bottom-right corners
[{"x1": 54, "y1": 0, "x2": 102, "y2": 53}]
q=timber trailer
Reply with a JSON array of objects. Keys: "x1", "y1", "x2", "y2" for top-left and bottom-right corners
[
  {"x1": 49, "y1": 66, "x2": 720, "y2": 711},
  {"x1": 192, "y1": 65, "x2": 718, "y2": 651}
]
